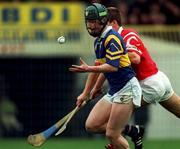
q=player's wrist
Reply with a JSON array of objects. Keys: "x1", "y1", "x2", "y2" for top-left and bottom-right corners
[
  {"x1": 94, "y1": 87, "x2": 102, "y2": 92},
  {"x1": 88, "y1": 65, "x2": 101, "y2": 72},
  {"x1": 81, "y1": 91, "x2": 89, "y2": 97}
]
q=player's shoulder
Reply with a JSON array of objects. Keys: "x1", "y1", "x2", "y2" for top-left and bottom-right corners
[
  {"x1": 104, "y1": 29, "x2": 123, "y2": 47},
  {"x1": 106, "y1": 28, "x2": 119, "y2": 35},
  {"x1": 106, "y1": 29, "x2": 123, "y2": 40},
  {"x1": 122, "y1": 28, "x2": 140, "y2": 39},
  {"x1": 108, "y1": 29, "x2": 123, "y2": 40},
  {"x1": 123, "y1": 28, "x2": 138, "y2": 34}
]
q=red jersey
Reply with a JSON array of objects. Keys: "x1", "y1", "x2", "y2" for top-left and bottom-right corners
[{"x1": 118, "y1": 27, "x2": 158, "y2": 80}]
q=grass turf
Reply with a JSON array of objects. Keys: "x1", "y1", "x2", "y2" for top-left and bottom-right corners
[{"x1": 0, "y1": 138, "x2": 180, "y2": 149}]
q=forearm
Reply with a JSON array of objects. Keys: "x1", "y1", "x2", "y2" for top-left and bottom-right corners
[
  {"x1": 88, "y1": 63, "x2": 118, "y2": 73},
  {"x1": 69, "y1": 58, "x2": 118, "y2": 73},
  {"x1": 83, "y1": 72, "x2": 100, "y2": 95},
  {"x1": 93, "y1": 73, "x2": 106, "y2": 90}
]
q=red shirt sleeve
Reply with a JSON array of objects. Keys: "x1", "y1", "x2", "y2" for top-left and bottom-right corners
[{"x1": 124, "y1": 33, "x2": 142, "y2": 56}]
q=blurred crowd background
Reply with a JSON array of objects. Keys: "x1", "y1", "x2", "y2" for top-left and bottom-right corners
[
  {"x1": 0, "y1": 0, "x2": 179, "y2": 25},
  {"x1": 90, "y1": 0, "x2": 180, "y2": 25}
]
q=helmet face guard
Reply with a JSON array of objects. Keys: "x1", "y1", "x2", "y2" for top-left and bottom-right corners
[
  {"x1": 84, "y1": 3, "x2": 108, "y2": 37},
  {"x1": 86, "y1": 20, "x2": 103, "y2": 37}
]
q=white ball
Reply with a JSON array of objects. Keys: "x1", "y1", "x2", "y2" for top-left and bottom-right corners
[{"x1": 57, "y1": 36, "x2": 65, "y2": 44}]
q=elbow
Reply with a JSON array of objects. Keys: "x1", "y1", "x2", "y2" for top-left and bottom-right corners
[
  {"x1": 131, "y1": 57, "x2": 140, "y2": 64},
  {"x1": 111, "y1": 65, "x2": 118, "y2": 71},
  {"x1": 128, "y1": 52, "x2": 141, "y2": 64},
  {"x1": 112, "y1": 67, "x2": 118, "y2": 72},
  {"x1": 105, "y1": 64, "x2": 118, "y2": 72},
  {"x1": 108, "y1": 66, "x2": 118, "y2": 72}
]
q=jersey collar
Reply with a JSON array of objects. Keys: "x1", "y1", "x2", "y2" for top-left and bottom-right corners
[
  {"x1": 118, "y1": 26, "x2": 123, "y2": 34},
  {"x1": 100, "y1": 26, "x2": 112, "y2": 38}
]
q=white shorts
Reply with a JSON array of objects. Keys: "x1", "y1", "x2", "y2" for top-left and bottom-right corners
[
  {"x1": 140, "y1": 71, "x2": 174, "y2": 103},
  {"x1": 103, "y1": 77, "x2": 142, "y2": 107}
]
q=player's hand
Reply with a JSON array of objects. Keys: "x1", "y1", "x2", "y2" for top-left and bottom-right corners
[
  {"x1": 76, "y1": 93, "x2": 88, "y2": 107},
  {"x1": 69, "y1": 58, "x2": 89, "y2": 73},
  {"x1": 90, "y1": 88, "x2": 103, "y2": 99}
]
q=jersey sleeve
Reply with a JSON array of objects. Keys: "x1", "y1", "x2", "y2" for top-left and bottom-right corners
[
  {"x1": 124, "y1": 33, "x2": 142, "y2": 56},
  {"x1": 104, "y1": 34, "x2": 124, "y2": 68}
]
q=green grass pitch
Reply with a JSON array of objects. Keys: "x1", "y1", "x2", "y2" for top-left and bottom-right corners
[{"x1": 1, "y1": 138, "x2": 180, "y2": 149}]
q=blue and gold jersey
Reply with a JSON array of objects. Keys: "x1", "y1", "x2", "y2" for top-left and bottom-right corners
[{"x1": 94, "y1": 26, "x2": 135, "y2": 95}]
